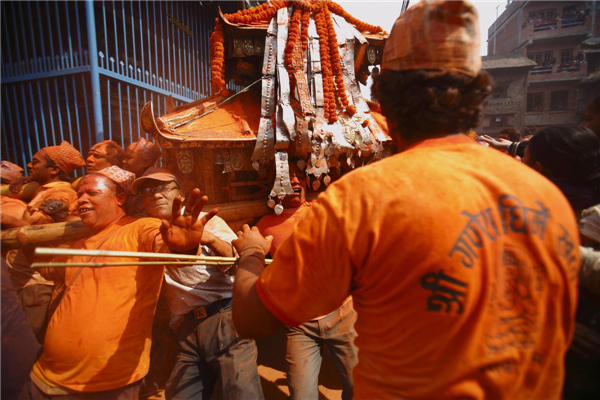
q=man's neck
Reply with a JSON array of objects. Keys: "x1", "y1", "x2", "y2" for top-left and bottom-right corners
[
  {"x1": 95, "y1": 210, "x2": 127, "y2": 232},
  {"x1": 39, "y1": 177, "x2": 64, "y2": 186}
]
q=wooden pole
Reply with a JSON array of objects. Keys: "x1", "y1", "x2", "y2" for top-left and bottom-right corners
[
  {"x1": 1, "y1": 221, "x2": 95, "y2": 251},
  {"x1": 1, "y1": 197, "x2": 290, "y2": 251}
]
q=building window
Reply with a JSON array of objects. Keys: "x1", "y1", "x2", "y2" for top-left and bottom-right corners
[
  {"x1": 528, "y1": 51, "x2": 554, "y2": 74},
  {"x1": 561, "y1": 4, "x2": 586, "y2": 28},
  {"x1": 527, "y1": 93, "x2": 543, "y2": 112},
  {"x1": 492, "y1": 83, "x2": 509, "y2": 99},
  {"x1": 490, "y1": 116, "x2": 507, "y2": 127},
  {"x1": 560, "y1": 49, "x2": 573, "y2": 64},
  {"x1": 550, "y1": 91, "x2": 568, "y2": 111},
  {"x1": 527, "y1": 9, "x2": 557, "y2": 31},
  {"x1": 527, "y1": 51, "x2": 554, "y2": 65}
]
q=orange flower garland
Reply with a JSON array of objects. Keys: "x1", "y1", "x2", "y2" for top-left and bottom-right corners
[
  {"x1": 323, "y1": 3, "x2": 355, "y2": 117},
  {"x1": 209, "y1": 20, "x2": 225, "y2": 91},
  {"x1": 300, "y1": 8, "x2": 311, "y2": 53},
  {"x1": 285, "y1": 8, "x2": 302, "y2": 92},
  {"x1": 209, "y1": 0, "x2": 379, "y2": 114},
  {"x1": 326, "y1": 1, "x2": 383, "y2": 33},
  {"x1": 314, "y1": 5, "x2": 336, "y2": 122}
]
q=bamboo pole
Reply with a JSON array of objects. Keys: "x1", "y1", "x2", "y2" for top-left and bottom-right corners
[
  {"x1": 33, "y1": 247, "x2": 273, "y2": 268},
  {"x1": 31, "y1": 261, "x2": 243, "y2": 268}
]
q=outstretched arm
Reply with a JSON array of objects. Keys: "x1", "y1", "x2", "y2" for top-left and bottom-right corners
[
  {"x1": 160, "y1": 188, "x2": 219, "y2": 253},
  {"x1": 232, "y1": 225, "x2": 283, "y2": 338}
]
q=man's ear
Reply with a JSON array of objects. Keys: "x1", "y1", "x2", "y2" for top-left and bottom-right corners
[
  {"x1": 116, "y1": 191, "x2": 127, "y2": 206},
  {"x1": 49, "y1": 164, "x2": 62, "y2": 178},
  {"x1": 532, "y1": 161, "x2": 544, "y2": 174}
]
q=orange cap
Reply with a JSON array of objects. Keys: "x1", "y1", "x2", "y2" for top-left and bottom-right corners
[
  {"x1": 42, "y1": 141, "x2": 86, "y2": 174},
  {"x1": 382, "y1": 0, "x2": 481, "y2": 77}
]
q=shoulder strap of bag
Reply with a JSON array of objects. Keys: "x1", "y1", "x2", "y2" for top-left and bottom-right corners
[{"x1": 53, "y1": 223, "x2": 128, "y2": 308}]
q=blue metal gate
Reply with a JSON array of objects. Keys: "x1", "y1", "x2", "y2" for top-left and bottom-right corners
[{"x1": 1, "y1": 0, "x2": 241, "y2": 176}]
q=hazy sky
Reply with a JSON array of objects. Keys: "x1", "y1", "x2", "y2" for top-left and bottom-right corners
[{"x1": 339, "y1": 0, "x2": 507, "y2": 56}]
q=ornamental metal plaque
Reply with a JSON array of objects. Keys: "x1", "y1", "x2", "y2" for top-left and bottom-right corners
[{"x1": 243, "y1": 38, "x2": 254, "y2": 56}]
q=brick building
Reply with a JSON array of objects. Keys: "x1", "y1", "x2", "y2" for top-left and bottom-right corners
[
  {"x1": 487, "y1": 1, "x2": 600, "y2": 133},
  {"x1": 480, "y1": 54, "x2": 536, "y2": 136}
]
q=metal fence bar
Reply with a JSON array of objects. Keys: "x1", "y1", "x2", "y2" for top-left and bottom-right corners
[
  {"x1": 65, "y1": 2, "x2": 74, "y2": 68},
  {"x1": 71, "y1": 76, "x2": 83, "y2": 156},
  {"x1": 122, "y1": 1, "x2": 128, "y2": 76},
  {"x1": 107, "y1": 78, "x2": 112, "y2": 141},
  {"x1": 139, "y1": 0, "x2": 145, "y2": 78},
  {"x1": 36, "y1": 81, "x2": 49, "y2": 148},
  {"x1": 98, "y1": 67, "x2": 195, "y2": 102},
  {"x1": 62, "y1": 77, "x2": 75, "y2": 146},
  {"x1": 86, "y1": 0, "x2": 104, "y2": 144},
  {"x1": 81, "y1": 75, "x2": 93, "y2": 148},
  {"x1": 75, "y1": 2, "x2": 83, "y2": 65},
  {"x1": 153, "y1": 1, "x2": 158, "y2": 89},
  {"x1": 27, "y1": 82, "x2": 41, "y2": 151},
  {"x1": 159, "y1": 1, "x2": 165, "y2": 90},
  {"x1": 146, "y1": 0, "x2": 152, "y2": 80},
  {"x1": 44, "y1": 80, "x2": 57, "y2": 146},
  {"x1": 112, "y1": 0, "x2": 119, "y2": 66},
  {"x1": 2, "y1": 66, "x2": 91, "y2": 84},
  {"x1": 11, "y1": 85, "x2": 30, "y2": 167},
  {"x1": 11, "y1": 2, "x2": 23, "y2": 75},
  {"x1": 19, "y1": 84, "x2": 35, "y2": 159},
  {"x1": 102, "y1": 1, "x2": 109, "y2": 62},
  {"x1": 3, "y1": 90, "x2": 20, "y2": 165},
  {"x1": 54, "y1": 2, "x2": 65, "y2": 69},
  {"x1": 53, "y1": 78, "x2": 65, "y2": 143},
  {"x1": 26, "y1": 2, "x2": 38, "y2": 74},
  {"x1": 2, "y1": 2, "x2": 14, "y2": 78},
  {"x1": 1, "y1": 112, "x2": 10, "y2": 163},
  {"x1": 165, "y1": 2, "x2": 171, "y2": 89},
  {"x1": 36, "y1": 2, "x2": 47, "y2": 73},
  {"x1": 131, "y1": 0, "x2": 137, "y2": 76},
  {"x1": 118, "y1": 80, "x2": 124, "y2": 145}
]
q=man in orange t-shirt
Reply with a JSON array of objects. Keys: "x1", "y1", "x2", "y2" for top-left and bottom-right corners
[
  {"x1": 2, "y1": 143, "x2": 85, "y2": 344},
  {"x1": 19, "y1": 166, "x2": 218, "y2": 399},
  {"x1": 230, "y1": 2, "x2": 580, "y2": 399},
  {"x1": 256, "y1": 162, "x2": 357, "y2": 400}
]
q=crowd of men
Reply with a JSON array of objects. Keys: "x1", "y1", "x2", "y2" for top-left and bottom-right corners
[{"x1": 1, "y1": 1, "x2": 600, "y2": 399}]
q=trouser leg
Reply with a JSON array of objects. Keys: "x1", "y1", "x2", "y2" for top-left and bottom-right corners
[
  {"x1": 165, "y1": 316, "x2": 216, "y2": 400},
  {"x1": 322, "y1": 301, "x2": 358, "y2": 400},
  {"x1": 18, "y1": 284, "x2": 53, "y2": 344},
  {"x1": 208, "y1": 306, "x2": 264, "y2": 400},
  {"x1": 285, "y1": 322, "x2": 324, "y2": 400}
]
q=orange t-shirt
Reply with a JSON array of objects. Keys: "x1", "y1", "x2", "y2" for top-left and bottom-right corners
[
  {"x1": 0, "y1": 195, "x2": 27, "y2": 220},
  {"x1": 32, "y1": 216, "x2": 167, "y2": 392},
  {"x1": 256, "y1": 201, "x2": 314, "y2": 255},
  {"x1": 256, "y1": 135, "x2": 580, "y2": 399}
]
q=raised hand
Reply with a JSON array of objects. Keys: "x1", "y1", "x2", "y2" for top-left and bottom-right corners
[
  {"x1": 475, "y1": 135, "x2": 511, "y2": 151},
  {"x1": 9, "y1": 176, "x2": 30, "y2": 194},
  {"x1": 232, "y1": 224, "x2": 273, "y2": 255},
  {"x1": 159, "y1": 188, "x2": 219, "y2": 253}
]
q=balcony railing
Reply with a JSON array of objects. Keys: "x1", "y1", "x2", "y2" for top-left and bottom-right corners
[
  {"x1": 560, "y1": 12, "x2": 586, "y2": 29},
  {"x1": 530, "y1": 62, "x2": 554, "y2": 74},
  {"x1": 556, "y1": 60, "x2": 582, "y2": 73},
  {"x1": 533, "y1": 19, "x2": 557, "y2": 31}
]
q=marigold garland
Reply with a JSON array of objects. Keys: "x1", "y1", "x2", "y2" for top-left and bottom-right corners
[
  {"x1": 285, "y1": 8, "x2": 302, "y2": 92},
  {"x1": 209, "y1": 0, "x2": 380, "y2": 115}
]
